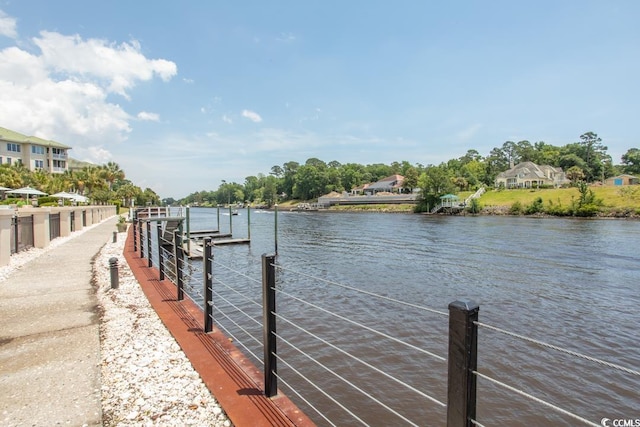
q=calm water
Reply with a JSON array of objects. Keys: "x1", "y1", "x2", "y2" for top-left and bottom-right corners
[{"x1": 177, "y1": 208, "x2": 640, "y2": 426}]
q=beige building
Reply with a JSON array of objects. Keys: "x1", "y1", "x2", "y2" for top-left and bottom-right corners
[
  {"x1": 0, "y1": 126, "x2": 71, "y2": 173},
  {"x1": 495, "y1": 161, "x2": 570, "y2": 189}
]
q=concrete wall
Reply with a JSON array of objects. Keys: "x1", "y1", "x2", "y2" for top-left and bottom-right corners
[{"x1": 0, "y1": 205, "x2": 117, "y2": 266}]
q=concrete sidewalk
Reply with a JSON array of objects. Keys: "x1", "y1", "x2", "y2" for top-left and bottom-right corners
[{"x1": 0, "y1": 217, "x2": 117, "y2": 427}]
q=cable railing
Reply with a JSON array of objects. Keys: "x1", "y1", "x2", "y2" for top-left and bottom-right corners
[{"x1": 132, "y1": 212, "x2": 640, "y2": 427}]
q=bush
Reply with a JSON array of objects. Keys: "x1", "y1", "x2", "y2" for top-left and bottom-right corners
[
  {"x1": 466, "y1": 198, "x2": 481, "y2": 214},
  {"x1": 544, "y1": 199, "x2": 571, "y2": 216},
  {"x1": 524, "y1": 197, "x2": 544, "y2": 215},
  {"x1": 509, "y1": 201, "x2": 523, "y2": 215}
]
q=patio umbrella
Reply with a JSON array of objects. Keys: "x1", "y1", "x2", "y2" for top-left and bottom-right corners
[
  {"x1": 6, "y1": 186, "x2": 47, "y2": 197},
  {"x1": 51, "y1": 191, "x2": 88, "y2": 204},
  {"x1": 0, "y1": 186, "x2": 12, "y2": 191}
]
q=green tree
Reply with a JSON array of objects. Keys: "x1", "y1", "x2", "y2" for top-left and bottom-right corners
[{"x1": 621, "y1": 148, "x2": 640, "y2": 175}]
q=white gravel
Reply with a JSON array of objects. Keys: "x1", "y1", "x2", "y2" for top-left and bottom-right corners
[{"x1": 0, "y1": 222, "x2": 233, "y2": 427}]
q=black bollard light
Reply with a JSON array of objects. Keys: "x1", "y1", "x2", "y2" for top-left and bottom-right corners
[
  {"x1": 113, "y1": 231, "x2": 117, "y2": 243},
  {"x1": 109, "y1": 257, "x2": 119, "y2": 289}
]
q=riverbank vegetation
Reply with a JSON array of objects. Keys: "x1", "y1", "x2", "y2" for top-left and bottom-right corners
[{"x1": 176, "y1": 131, "x2": 639, "y2": 218}]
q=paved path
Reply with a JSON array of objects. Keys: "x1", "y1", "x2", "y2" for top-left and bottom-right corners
[{"x1": 0, "y1": 217, "x2": 117, "y2": 427}]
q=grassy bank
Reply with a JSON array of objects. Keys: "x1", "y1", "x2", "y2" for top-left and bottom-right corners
[{"x1": 478, "y1": 186, "x2": 640, "y2": 216}]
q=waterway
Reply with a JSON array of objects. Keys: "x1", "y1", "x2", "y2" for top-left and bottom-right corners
[{"x1": 177, "y1": 208, "x2": 639, "y2": 426}]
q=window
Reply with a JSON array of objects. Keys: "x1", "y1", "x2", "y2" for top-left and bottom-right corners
[
  {"x1": 34, "y1": 159, "x2": 44, "y2": 169},
  {"x1": 0, "y1": 157, "x2": 2, "y2": 164},
  {"x1": 6, "y1": 157, "x2": 11, "y2": 165},
  {"x1": 7, "y1": 143, "x2": 21, "y2": 152},
  {"x1": 32, "y1": 146, "x2": 45, "y2": 155}
]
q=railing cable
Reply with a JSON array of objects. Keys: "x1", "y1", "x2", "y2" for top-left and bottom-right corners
[
  {"x1": 274, "y1": 332, "x2": 420, "y2": 427},
  {"x1": 212, "y1": 277, "x2": 262, "y2": 308},
  {"x1": 272, "y1": 371, "x2": 338, "y2": 427},
  {"x1": 274, "y1": 287, "x2": 446, "y2": 362},
  {"x1": 214, "y1": 260, "x2": 262, "y2": 285},
  {"x1": 275, "y1": 312, "x2": 446, "y2": 408},
  {"x1": 274, "y1": 263, "x2": 448, "y2": 317},
  {"x1": 473, "y1": 370, "x2": 600, "y2": 427},
  {"x1": 208, "y1": 296, "x2": 262, "y2": 348},
  {"x1": 475, "y1": 321, "x2": 640, "y2": 377}
]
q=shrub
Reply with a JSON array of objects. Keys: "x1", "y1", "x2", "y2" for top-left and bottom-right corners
[
  {"x1": 524, "y1": 197, "x2": 544, "y2": 215},
  {"x1": 467, "y1": 198, "x2": 481, "y2": 214},
  {"x1": 509, "y1": 201, "x2": 523, "y2": 215}
]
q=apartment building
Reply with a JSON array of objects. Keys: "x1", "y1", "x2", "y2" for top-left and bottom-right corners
[{"x1": 0, "y1": 126, "x2": 71, "y2": 173}]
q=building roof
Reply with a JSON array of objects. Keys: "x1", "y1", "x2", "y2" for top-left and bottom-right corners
[
  {"x1": 0, "y1": 126, "x2": 72, "y2": 149},
  {"x1": 366, "y1": 174, "x2": 404, "y2": 191},
  {"x1": 496, "y1": 161, "x2": 562, "y2": 179}
]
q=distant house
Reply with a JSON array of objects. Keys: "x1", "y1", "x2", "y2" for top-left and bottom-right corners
[
  {"x1": 0, "y1": 126, "x2": 71, "y2": 174},
  {"x1": 604, "y1": 174, "x2": 639, "y2": 186},
  {"x1": 363, "y1": 174, "x2": 405, "y2": 195},
  {"x1": 495, "y1": 162, "x2": 570, "y2": 189}
]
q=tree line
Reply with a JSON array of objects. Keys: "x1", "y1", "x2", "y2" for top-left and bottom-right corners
[
  {"x1": 0, "y1": 161, "x2": 160, "y2": 208},
  {"x1": 175, "y1": 132, "x2": 640, "y2": 211}
]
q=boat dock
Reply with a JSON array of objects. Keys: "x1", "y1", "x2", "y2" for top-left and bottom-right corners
[{"x1": 184, "y1": 237, "x2": 251, "y2": 259}]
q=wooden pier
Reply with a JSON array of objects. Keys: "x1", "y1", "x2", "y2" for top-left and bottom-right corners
[{"x1": 185, "y1": 237, "x2": 251, "y2": 259}]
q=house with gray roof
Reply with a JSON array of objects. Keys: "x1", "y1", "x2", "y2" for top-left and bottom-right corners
[
  {"x1": 363, "y1": 174, "x2": 405, "y2": 194},
  {"x1": 0, "y1": 126, "x2": 71, "y2": 174},
  {"x1": 495, "y1": 162, "x2": 570, "y2": 189}
]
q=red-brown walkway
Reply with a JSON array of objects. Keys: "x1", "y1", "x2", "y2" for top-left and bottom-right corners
[{"x1": 123, "y1": 230, "x2": 315, "y2": 427}]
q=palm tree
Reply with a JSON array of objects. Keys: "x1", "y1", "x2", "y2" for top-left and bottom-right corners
[{"x1": 100, "y1": 162, "x2": 125, "y2": 190}]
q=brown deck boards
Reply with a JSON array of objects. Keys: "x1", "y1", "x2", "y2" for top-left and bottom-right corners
[{"x1": 123, "y1": 230, "x2": 315, "y2": 427}]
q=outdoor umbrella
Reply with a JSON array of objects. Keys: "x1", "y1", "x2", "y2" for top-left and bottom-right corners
[
  {"x1": 6, "y1": 186, "x2": 47, "y2": 197},
  {"x1": 52, "y1": 191, "x2": 88, "y2": 204},
  {"x1": 0, "y1": 186, "x2": 12, "y2": 191}
]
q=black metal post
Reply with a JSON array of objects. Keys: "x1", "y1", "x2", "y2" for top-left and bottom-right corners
[
  {"x1": 146, "y1": 220, "x2": 152, "y2": 267},
  {"x1": 157, "y1": 222, "x2": 164, "y2": 281},
  {"x1": 174, "y1": 230, "x2": 184, "y2": 301},
  {"x1": 262, "y1": 253, "x2": 278, "y2": 397},
  {"x1": 132, "y1": 212, "x2": 137, "y2": 252},
  {"x1": 139, "y1": 219, "x2": 144, "y2": 259},
  {"x1": 447, "y1": 300, "x2": 479, "y2": 427},
  {"x1": 109, "y1": 257, "x2": 119, "y2": 289},
  {"x1": 203, "y1": 237, "x2": 213, "y2": 333}
]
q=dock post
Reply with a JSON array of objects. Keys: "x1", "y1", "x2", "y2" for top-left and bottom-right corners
[
  {"x1": 157, "y1": 222, "x2": 164, "y2": 281},
  {"x1": 146, "y1": 220, "x2": 152, "y2": 268},
  {"x1": 262, "y1": 253, "x2": 277, "y2": 397},
  {"x1": 216, "y1": 204, "x2": 220, "y2": 231},
  {"x1": 447, "y1": 300, "x2": 479, "y2": 427},
  {"x1": 132, "y1": 211, "x2": 137, "y2": 252},
  {"x1": 203, "y1": 237, "x2": 213, "y2": 333},
  {"x1": 247, "y1": 203, "x2": 251, "y2": 240},
  {"x1": 228, "y1": 205, "x2": 233, "y2": 235},
  {"x1": 186, "y1": 206, "x2": 191, "y2": 255},
  {"x1": 139, "y1": 219, "x2": 144, "y2": 259},
  {"x1": 274, "y1": 204, "x2": 278, "y2": 255},
  {"x1": 174, "y1": 230, "x2": 184, "y2": 301}
]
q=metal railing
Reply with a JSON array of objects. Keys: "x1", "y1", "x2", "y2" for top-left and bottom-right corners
[
  {"x1": 133, "y1": 218, "x2": 639, "y2": 427},
  {"x1": 10, "y1": 214, "x2": 34, "y2": 254}
]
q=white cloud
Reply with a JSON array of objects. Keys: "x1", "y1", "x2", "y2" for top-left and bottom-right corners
[
  {"x1": 137, "y1": 111, "x2": 160, "y2": 122},
  {"x1": 0, "y1": 10, "x2": 17, "y2": 39},
  {"x1": 242, "y1": 109, "x2": 262, "y2": 123},
  {"x1": 222, "y1": 114, "x2": 232, "y2": 124},
  {"x1": 0, "y1": 27, "x2": 177, "y2": 165},
  {"x1": 33, "y1": 31, "x2": 177, "y2": 98}
]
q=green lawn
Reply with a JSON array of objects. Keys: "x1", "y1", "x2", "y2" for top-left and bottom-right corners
[{"x1": 479, "y1": 186, "x2": 640, "y2": 212}]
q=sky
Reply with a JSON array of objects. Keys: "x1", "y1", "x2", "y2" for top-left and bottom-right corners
[{"x1": 0, "y1": 1, "x2": 639, "y2": 199}]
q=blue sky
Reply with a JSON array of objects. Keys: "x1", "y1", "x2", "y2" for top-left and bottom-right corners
[{"x1": 1, "y1": 1, "x2": 638, "y2": 199}]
